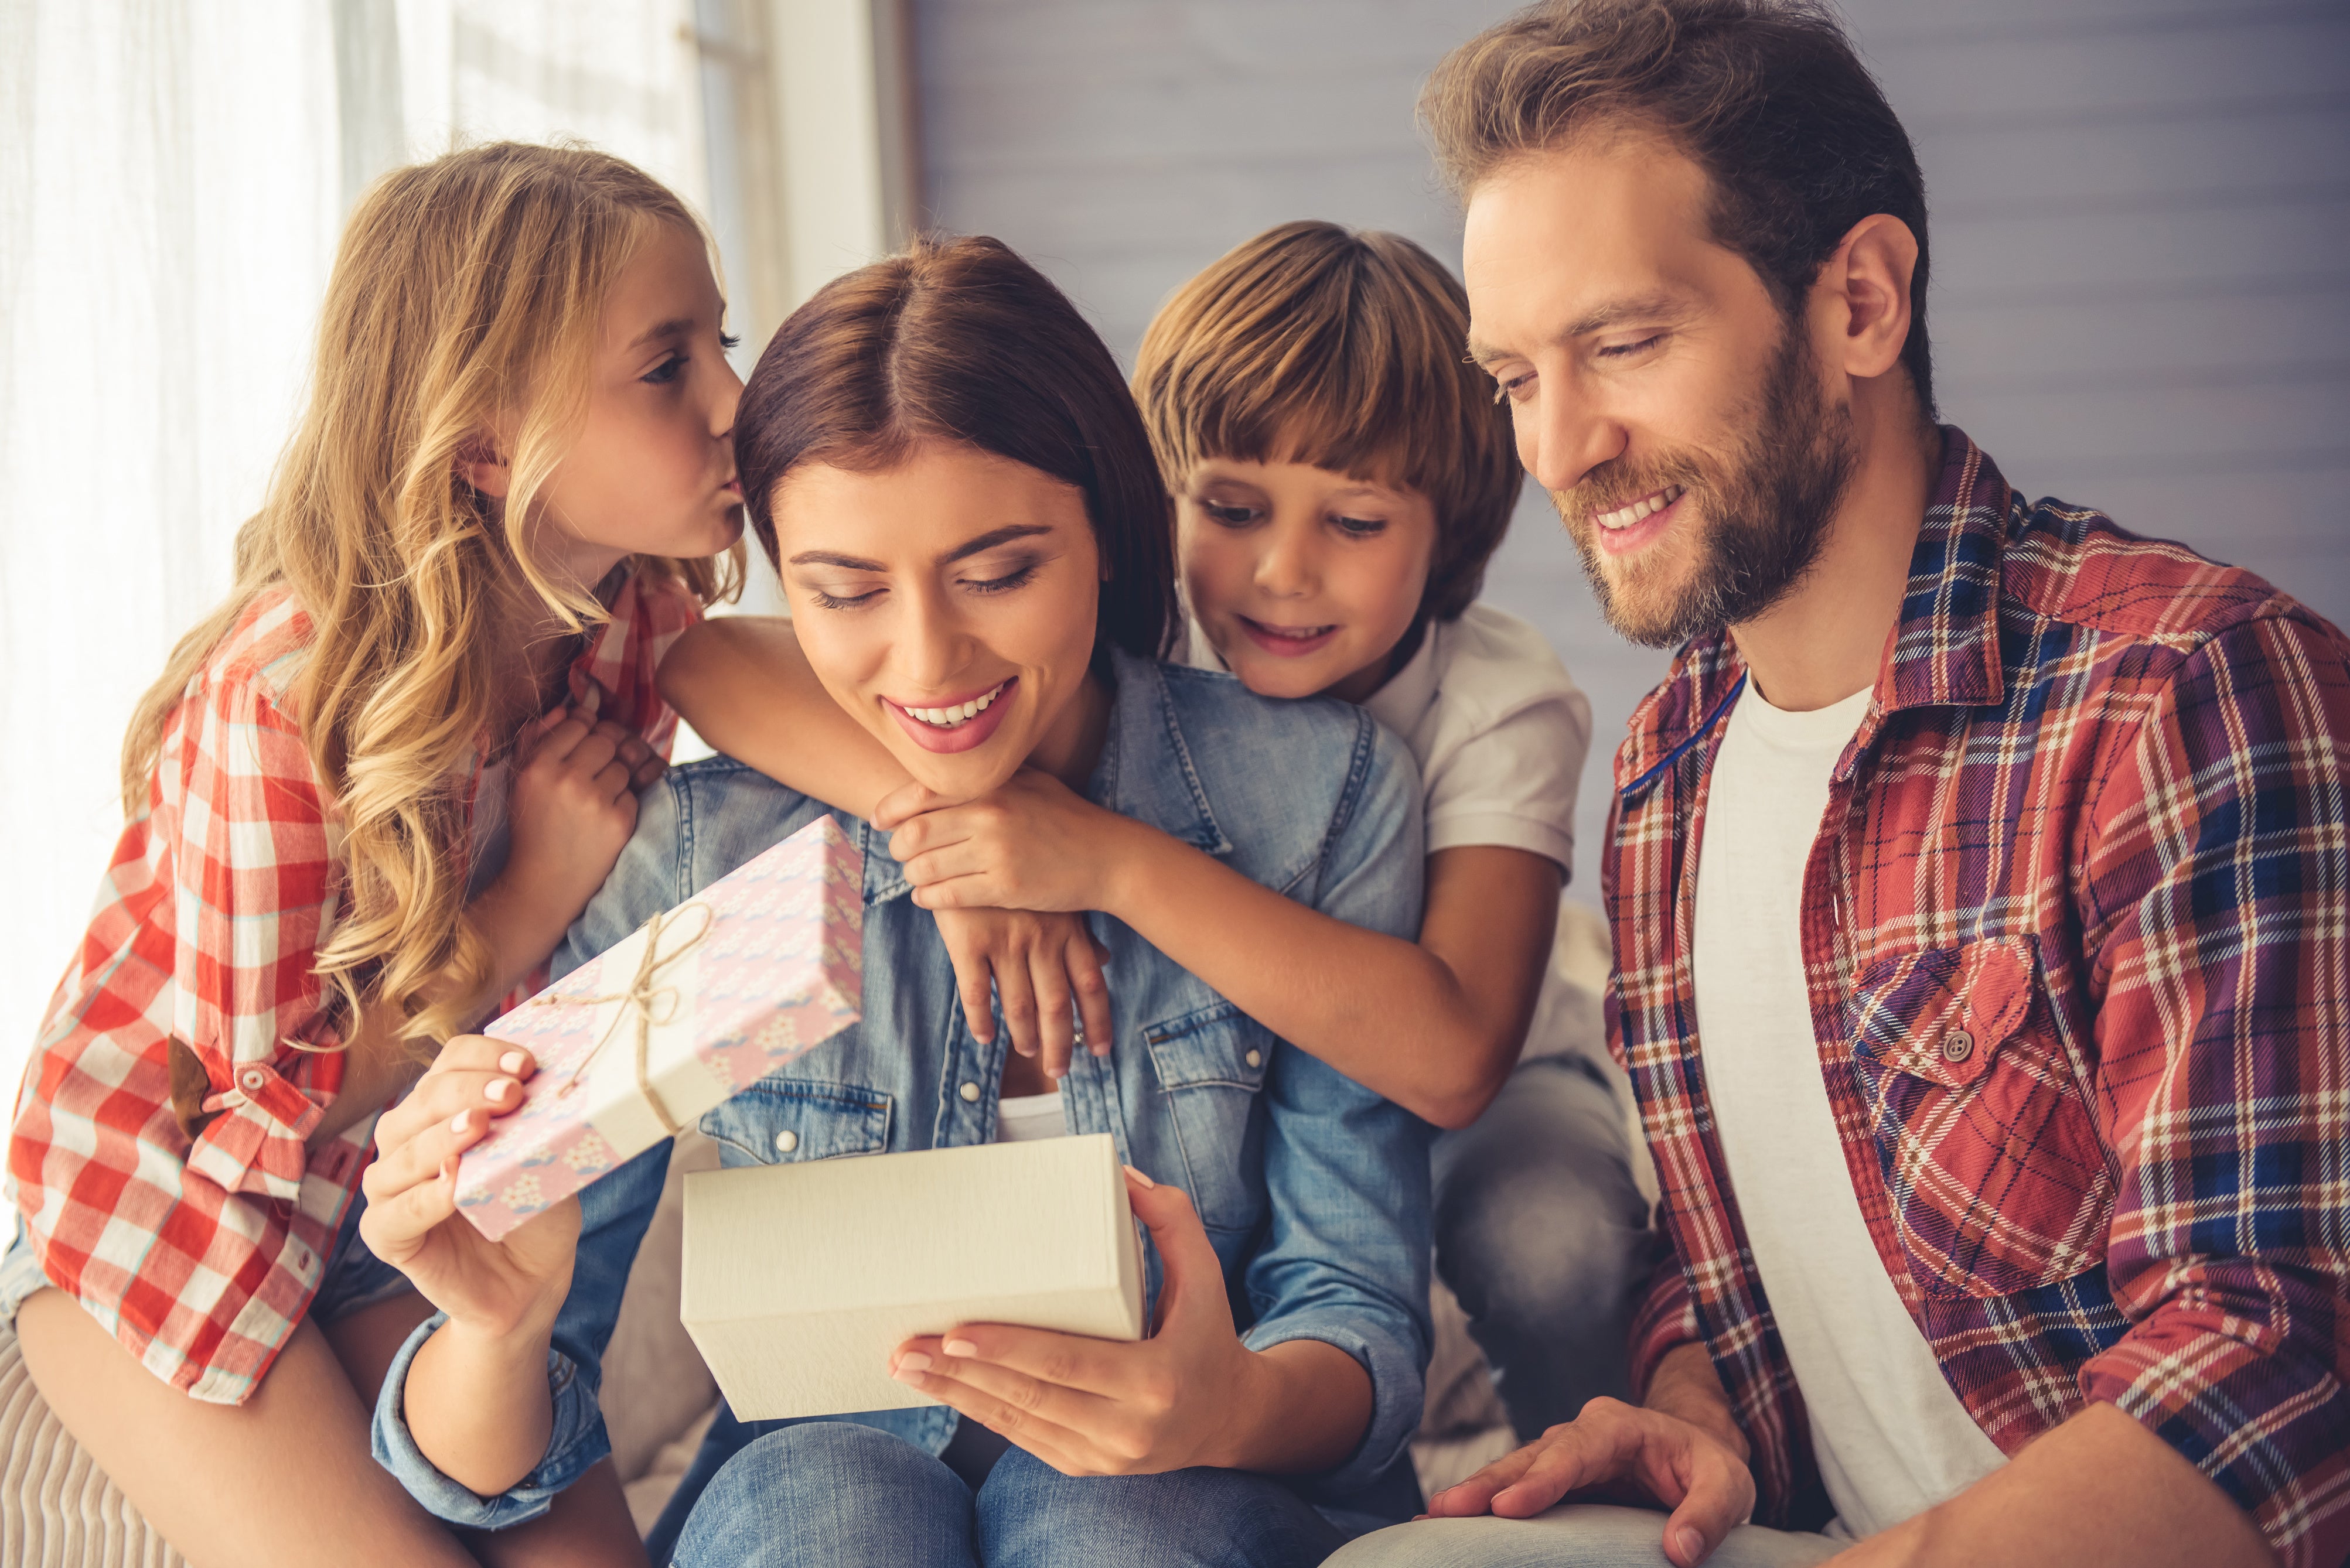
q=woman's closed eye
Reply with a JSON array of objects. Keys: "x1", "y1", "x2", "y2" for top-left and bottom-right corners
[
  {"x1": 963, "y1": 561, "x2": 1040, "y2": 596},
  {"x1": 806, "y1": 582, "x2": 885, "y2": 610}
]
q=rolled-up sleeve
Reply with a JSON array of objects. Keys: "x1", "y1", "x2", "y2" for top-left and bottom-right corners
[
  {"x1": 2079, "y1": 613, "x2": 2350, "y2": 1568},
  {"x1": 1244, "y1": 713, "x2": 1433, "y2": 1504}
]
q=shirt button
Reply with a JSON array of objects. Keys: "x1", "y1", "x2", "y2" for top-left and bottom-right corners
[
  {"x1": 239, "y1": 1068, "x2": 267, "y2": 1092},
  {"x1": 959, "y1": 1082, "x2": 981, "y2": 1103},
  {"x1": 773, "y1": 1129, "x2": 799, "y2": 1154},
  {"x1": 1244, "y1": 1050, "x2": 1262, "y2": 1069},
  {"x1": 1941, "y1": 1029, "x2": 1975, "y2": 1064}
]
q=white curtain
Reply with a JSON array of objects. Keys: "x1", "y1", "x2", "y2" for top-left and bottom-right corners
[{"x1": 0, "y1": 1, "x2": 717, "y2": 1090}]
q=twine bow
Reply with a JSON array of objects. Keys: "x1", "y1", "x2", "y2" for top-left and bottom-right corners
[{"x1": 531, "y1": 901, "x2": 715, "y2": 1137}]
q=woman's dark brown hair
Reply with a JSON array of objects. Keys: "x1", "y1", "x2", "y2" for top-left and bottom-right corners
[{"x1": 736, "y1": 234, "x2": 1179, "y2": 659}]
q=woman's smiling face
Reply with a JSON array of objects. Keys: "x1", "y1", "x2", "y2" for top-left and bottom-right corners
[{"x1": 770, "y1": 439, "x2": 1104, "y2": 798}]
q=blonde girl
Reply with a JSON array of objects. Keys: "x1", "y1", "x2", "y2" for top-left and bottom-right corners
[{"x1": 4, "y1": 143, "x2": 743, "y2": 1567}]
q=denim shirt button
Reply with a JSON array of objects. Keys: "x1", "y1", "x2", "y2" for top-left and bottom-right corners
[
  {"x1": 959, "y1": 1082, "x2": 981, "y2": 1103},
  {"x1": 773, "y1": 1129, "x2": 799, "y2": 1154},
  {"x1": 1244, "y1": 1050, "x2": 1262, "y2": 1068}
]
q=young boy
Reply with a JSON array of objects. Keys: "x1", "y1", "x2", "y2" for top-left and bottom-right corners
[{"x1": 661, "y1": 221, "x2": 1653, "y2": 1444}]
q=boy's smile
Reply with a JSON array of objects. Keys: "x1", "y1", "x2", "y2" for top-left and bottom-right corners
[{"x1": 1179, "y1": 457, "x2": 1437, "y2": 705}]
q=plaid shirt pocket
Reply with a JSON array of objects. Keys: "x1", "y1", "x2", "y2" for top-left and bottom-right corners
[{"x1": 1848, "y1": 937, "x2": 2116, "y2": 1300}]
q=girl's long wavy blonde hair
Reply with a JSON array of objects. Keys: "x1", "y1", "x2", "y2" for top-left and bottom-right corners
[{"x1": 121, "y1": 142, "x2": 743, "y2": 1049}]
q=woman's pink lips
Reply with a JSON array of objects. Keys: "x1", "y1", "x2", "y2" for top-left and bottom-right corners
[
  {"x1": 1592, "y1": 487, "x2": 1685, "y2": 558},
  {"x1": 885, "y1": 679, "x2": 1017, "y2": 755},
  {"x1": 1237, "y1": 617, "x2": 1341, "y2": 658}
]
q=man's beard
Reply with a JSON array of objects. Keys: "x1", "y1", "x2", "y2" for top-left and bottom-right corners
[{"x1": 1554, "y1": 323, "x2": 1857, "y2": 650}]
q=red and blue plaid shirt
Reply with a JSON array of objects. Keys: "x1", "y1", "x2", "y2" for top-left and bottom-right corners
[{"x1": 1609, "y1": 429, "x2": 2350, "y2": 1566}]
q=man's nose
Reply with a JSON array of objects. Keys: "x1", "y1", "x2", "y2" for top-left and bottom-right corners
[{"x1": 1524, "y1": 376, "x2": 1625, "y2": 498}]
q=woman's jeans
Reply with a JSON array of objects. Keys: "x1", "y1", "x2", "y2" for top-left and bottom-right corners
[
  {"x1": 1432, "y1": 1054, "x2": 1663, "y2": 1438},
  {"x1": 667, "y1": 1420, "x2": 1350, "y2": 1568}
]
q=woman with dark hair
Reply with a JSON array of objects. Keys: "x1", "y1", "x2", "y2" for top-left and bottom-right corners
[{"x1": 357, "y1": 235, "x2": 1434, "y2": 1568}]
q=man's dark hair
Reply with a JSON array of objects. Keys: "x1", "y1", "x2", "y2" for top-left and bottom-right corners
[{"x1": 1421, "y1": 0, "x2": 1936, "y2": 417}]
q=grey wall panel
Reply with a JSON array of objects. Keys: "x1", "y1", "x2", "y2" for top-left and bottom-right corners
[{"x1": 912, "y1": 0, "x2": 2350, "y2": 901}]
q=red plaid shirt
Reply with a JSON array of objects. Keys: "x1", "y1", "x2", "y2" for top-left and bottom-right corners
[
  {"x1": 1609, "y1": 430, "x2": 2350, "y2": 1566},
  {"x1": 8, "y1": 570, "x2": 698, "y2": 1403}
]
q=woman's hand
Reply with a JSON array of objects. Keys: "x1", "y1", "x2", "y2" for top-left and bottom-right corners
[
  {"x1": 357, "y1": 1035, "x2": 579, "y2": 1343},
  {"x1": 503, "y1": 707, "x2": 663, "y2": 924},
  {"x1": 886, "y1": 1169, "x2": 1258, "y2": 1476},
  {"x1": 933, "y1": 908, "x2": 1112, "y2": 1080},
  {"x1": 874, "y1": 769, "x2": 1139, "y2": 917}
]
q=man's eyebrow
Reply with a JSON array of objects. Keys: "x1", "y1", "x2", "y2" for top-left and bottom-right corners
[
  {"x1": 626, "y1": 316, "x2": 695, "y2": 351},
  {"x1": 1468, "y1": 293, "x2": 1695, "y2": 365},
  {"x1": 786, "y1": 524, "x2": 1053, "y2": 575}
]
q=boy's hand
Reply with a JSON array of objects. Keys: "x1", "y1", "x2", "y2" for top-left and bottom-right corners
[
  {"x1": 876, "y1": 769, "x2": 1134, "y2": 915},
  {"x1": 887, "y1": 1169, "x2": 1253, "y2": 1476},
  {"x1": 934, "y1": 908, "x2": 1113, "y2": 1080},
  {"x1": 358, "y1": 1036, "x2": 578, "y2": 1343}
]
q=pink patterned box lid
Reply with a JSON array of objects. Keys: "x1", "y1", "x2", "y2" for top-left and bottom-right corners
[{"x1": 456, "y1": 814, "x2": 864, "y2": 1242}]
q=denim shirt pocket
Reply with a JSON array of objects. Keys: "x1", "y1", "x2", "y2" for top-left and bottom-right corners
[
  {"x1": 701, "y1": 1077, "x2": 893, "y2": 1168},
  {"x1": 1846, "y1": 935, "x2": 2114, "y2": 1301},
  {"x1": 1143, "y1": 1000, "x2": 1272, "y2": 1236}
]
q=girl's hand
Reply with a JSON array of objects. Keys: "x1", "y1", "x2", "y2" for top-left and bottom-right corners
[
  {"x1": 357, "y1": 1036, "x2": 578, "y2": 1342},
  {"x1": 934, "y1": 908, "x2": 1113, "y2": 1080},
  {"x1": 875, "y1": 770, "x2": 1133, "y2": 915},
  {"x1": 886, "y1": 1169, "x2": 1255, "y2": 1476},
  {"x1": 503, "y1": 707, "x2": 661, "y2": 922}
]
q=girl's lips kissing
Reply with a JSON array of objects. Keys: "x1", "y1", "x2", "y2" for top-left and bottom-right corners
[
  {"x1": 1237, "y1": 616, "x2": 1341, "y2": 658},
  {"x1": 886, "y1": 678, "x2": 1015, "y2": 754}
]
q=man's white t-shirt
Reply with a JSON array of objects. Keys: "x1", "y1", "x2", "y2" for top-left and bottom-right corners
[
  {"x1": 1691, "y1": 680, "x2": 2005, "y2": 1542},
  {"x1": 1185, "y1": 602, "x2": 1591, "y2": 878}
]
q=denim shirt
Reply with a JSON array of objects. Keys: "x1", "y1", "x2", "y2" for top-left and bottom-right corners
[{"x1": 374, "y1": 650, "x2": 1434, "y2": 1528}]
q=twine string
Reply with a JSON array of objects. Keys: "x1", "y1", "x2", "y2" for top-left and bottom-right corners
[{"x1": 530, "y1": 901, "x2": 715, "y2": 1137}]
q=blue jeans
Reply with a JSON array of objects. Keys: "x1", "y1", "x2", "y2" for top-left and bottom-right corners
[
  {"x1": 1432, "y1": 1055, "x2": 1663, "y2": 1439},
  {"x1": 1324, "y1": 1504, "x2": 1841, "y2": 1568},
  {"x1": 668, "y1": 1420, "x2": 1350, "y2": 1568}
]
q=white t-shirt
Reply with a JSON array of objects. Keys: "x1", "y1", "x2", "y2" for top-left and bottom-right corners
[
  {"x1": 995, "y1": 1090, "x2": 1066, "y2": 1143},
  {"x1": 1691, "y1": 681, "x2": 2005, "y2": 1541},
  {"x1": 1185, "y1": 602, "x2": 1591, "y2": 879}
]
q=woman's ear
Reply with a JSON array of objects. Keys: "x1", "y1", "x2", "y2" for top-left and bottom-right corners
[{"x1": 457, "y1": 435, "x2": 512, "y2": 500}]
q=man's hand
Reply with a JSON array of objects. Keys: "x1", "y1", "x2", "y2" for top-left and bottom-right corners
[{"x1": 1427, "y1": 1343, "x2": 1754, "y2": 1568}]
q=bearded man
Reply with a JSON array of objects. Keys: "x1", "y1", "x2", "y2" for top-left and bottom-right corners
[{"x1": 1332, "y1": 2, "x2": 2349, "y2": 1566}]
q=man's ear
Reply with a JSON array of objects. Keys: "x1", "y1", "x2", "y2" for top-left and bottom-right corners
[
  {"x1": 457, "y1": 435, "x2": 512, "y2": 500},
  {"x1": 1823, "y1": 213, "x2": 1919, "y2": 384}
]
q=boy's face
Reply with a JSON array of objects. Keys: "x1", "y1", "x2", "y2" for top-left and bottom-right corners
[{"x1": 1178, "y1": 457, "x2": 1437, "y2": 705}]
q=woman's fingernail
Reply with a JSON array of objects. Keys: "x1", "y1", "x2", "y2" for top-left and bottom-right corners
[
  {"x1": 499, "y1": 1051, "x2": 527, "y2": 1075},
  {"x1": 1122, "y1": 1164, "x2": 1156, "y2": 1189},
  {"x1": 895, "y1": 1351, "x2": 932, "y2": 1373},
  {"x1": 942, "y1": 1338, "x2": 977, "y2": 1358},
  {"x1": 892, "y1": 1367, "x2": 927, "y2": 1388},
  {"x1": 449, "y1": 1111, "x2": 471, "y2": 1134},
  {"x1": 485, "y1": 1078, "x2": 512, "y2": 1103}
]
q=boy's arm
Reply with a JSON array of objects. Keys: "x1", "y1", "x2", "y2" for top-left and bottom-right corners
[
  {"x1": 657, "y1": 616, "x2": 908, "y2": 819},
  {"x1": 886, "y1": 768, "x2": 1559, "y2": 1128}
]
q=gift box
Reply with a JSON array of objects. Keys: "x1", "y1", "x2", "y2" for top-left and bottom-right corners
[
  {"x1": 456, "y1": 814, "x2": 865, "y2": 1242},
  {"x1": 681, "y1": 1133, "x2": 1146, "y2": 1420}
]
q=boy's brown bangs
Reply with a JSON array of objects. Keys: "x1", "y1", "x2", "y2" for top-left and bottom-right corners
[{"x1": 1136, "y1": 221, "x2": 1523, "y2": 622}]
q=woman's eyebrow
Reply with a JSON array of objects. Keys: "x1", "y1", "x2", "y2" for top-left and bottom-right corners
[
  {"x1": 939, "y1": 523, "x2": 1052, "y2": 564},
  {"x1": 786, "y1": 524, "x2": 1052, "y2": 575}
]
